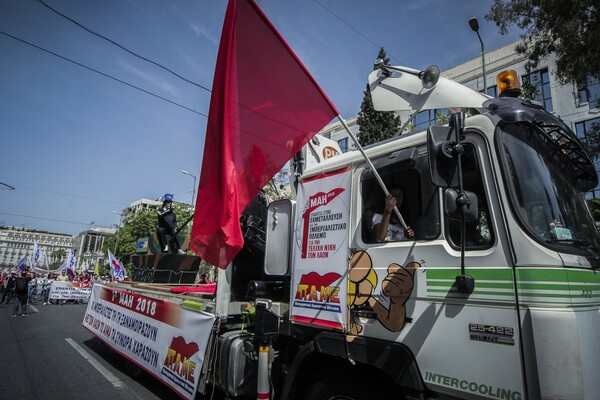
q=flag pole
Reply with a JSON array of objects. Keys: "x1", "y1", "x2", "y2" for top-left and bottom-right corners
[{"x1": 336, "y1": 115, "x2": 407, "y2": 230}]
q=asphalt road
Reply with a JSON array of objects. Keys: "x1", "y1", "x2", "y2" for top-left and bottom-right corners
[{"x1": 0, "y1": 293, "x2": 222, "y2": 400}]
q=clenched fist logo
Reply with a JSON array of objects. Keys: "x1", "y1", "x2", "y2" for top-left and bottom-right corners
[{"x1": 348, "y1": 250, "x2": 420, "y2": 335}]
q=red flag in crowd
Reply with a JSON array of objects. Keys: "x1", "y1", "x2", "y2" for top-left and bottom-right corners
[{"x1": 190, "y1": 0, "x2": 339, "y2": 268}]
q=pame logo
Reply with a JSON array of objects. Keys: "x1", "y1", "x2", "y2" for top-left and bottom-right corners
[
  {"x1": 160, "y1": 336, "x2": 199, "y2": 395},
  {"x1": 322, "y1": 146, "x2": 340, "y2": 159}
]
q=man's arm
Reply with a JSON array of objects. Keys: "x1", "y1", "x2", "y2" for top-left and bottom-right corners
[
  {"x1": 374, "y1": 194, "x2": 415, "y2": 241},
  {"x1": 375, "y1": 194, "x2": 396, "y2": 242}
]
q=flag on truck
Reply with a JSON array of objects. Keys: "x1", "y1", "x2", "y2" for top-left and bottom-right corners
[
  {"x1": 107, "y1": 250, "x2": 125, "y2": 281},
  {"x1": 190, "y1": 0, "x2": 339, "y2": 269}
]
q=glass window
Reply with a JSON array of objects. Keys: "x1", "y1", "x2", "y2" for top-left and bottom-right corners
[
  {"x1": 414, "y1": 110, "x2": 436, "y2": 130},
  {"x1": 361, "y1": 148, "x2": 440, "y2": 243},
  {"x1": 486, "y1": 85, "x2": 498, "y2": 98},
  {"x1": 414, "y1": 109, "x2": 450, "y2": 130},
  {"x1": 574, "y1": 117, "x2": 600, "y2": 142},
  {"x1": 574, "y1": 117, "x2": 600, "y2": 198},
  {"x1": 522, "y1": 68, "x2": 554, "y2": 112},
  {"x1": 338, "y1": 138, "x2": 348, "y2": 153},
  {"x1": 499, "y1": 121, "x2": 600, "y2": 248},
  {"x1": 447, "y1": 144, "x2": 494, "y2": 250},
  {"x1": 578, "y1": 76, "x2": 600, "y2": 109}
]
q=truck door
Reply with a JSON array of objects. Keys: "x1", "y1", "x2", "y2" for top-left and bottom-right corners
[{"x1": 351, "y1": 132, "x2": 526, "y2": 400}]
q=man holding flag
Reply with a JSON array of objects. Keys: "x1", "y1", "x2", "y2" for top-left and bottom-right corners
[{"x1": 56, "y1": 250, "x2": 77, "y2": 280}]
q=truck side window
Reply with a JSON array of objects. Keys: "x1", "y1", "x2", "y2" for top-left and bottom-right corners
[
  {"x1": 447, "y1": 144, "x2": 494, "y2": 249},
  {"x1": 361, "y1": 149, "x2": 440, "y2": 243}
]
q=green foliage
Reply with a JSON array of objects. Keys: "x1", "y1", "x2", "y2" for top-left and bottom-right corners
[
  {"x1": 102, "y1": 203, "x2": 195, "y2": 262},
  {"x1": 519, "y1": 80, "x2": 540, "y2": 101},
  {"x1": 435, "y1": 111, "x2": 450, "y2": 126},
  {"x1": 263, "y1": 169, "x2": 292, "y2": 200},
  {"x1": 50, "y1": 248, "x2": 67, "y2": 265},
  {"x1": 357, "y1": 47, "x2": 402, "y2": 146},
  {"x1": 486, "y1": 0, "x2": 600, "y2": 85}
]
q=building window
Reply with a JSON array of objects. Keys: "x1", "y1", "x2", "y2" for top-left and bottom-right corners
[
  {"x1": 338, "y1": 138, "x2": 348, "y2": 153},
  {"x1": 575, "y1": 117, "x2": 600, "y2": 142},
  {"x1": 486, "y1": 85, "x2": 498, "y2": 98},
  {"x1": 578, "y1": 76, "x2": 600, "y2": 109},
  {"x1": 414, "y1": 109, "x2": 450, "y2": 130},
  {"x1": 522, "y1": 68, "x2": 553, "y2": 112},
  {"x1": 322, "y1": 133, "x2": 331, "y2": 140},
  {"x1": 575, "y1": 117, "x2": 600, "y2": 198}
]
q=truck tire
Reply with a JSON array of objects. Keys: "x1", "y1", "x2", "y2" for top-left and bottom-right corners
[{"x1": 303, "y1": 366, "x2": 402, "y2": 400}]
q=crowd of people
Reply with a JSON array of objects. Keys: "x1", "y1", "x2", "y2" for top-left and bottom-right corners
[{"x1": 0, "y1": 268, "x2": 118, "y2": 316}]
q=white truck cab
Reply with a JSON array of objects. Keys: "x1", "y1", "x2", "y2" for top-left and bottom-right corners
[{"x1": 258, "y1": 66, "x2": 600, "y2": 400}]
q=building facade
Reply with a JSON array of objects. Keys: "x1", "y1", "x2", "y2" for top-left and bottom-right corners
[
  {"x1": 128, "y1": 198, "x2": 162, "y2": 213},
  {"x1": 74, "y1": 227, "x2": 116, "y2": 272},
  {"x1": 442, "y1": 40, "x2": 600, "y2": 197},
  {"x1": 0, "y1": 227, "x2": 75, "y2": 271}
]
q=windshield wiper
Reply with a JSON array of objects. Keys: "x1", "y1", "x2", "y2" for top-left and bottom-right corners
[{"x1": 546, "y1": 239, "x2": 592, "y2": 248}]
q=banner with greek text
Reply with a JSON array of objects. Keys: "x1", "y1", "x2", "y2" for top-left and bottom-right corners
[
  {"x1": 82, "y1": 284, "x2": 215, "y2": 400},
  {"x1": 49, "y1": 281, "x2": 92, "y2": 301},
  {"x1": 290, "y1": 168, "x2": 351, "y2": 330}
]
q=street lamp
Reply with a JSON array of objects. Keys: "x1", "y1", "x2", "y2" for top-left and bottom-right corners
[
  {"x1": 78, "y1": 221, "x2": 95, "y2": 273},
  {"x1": 181, "y1": 169, "x2": 197, "y2": 206},
  {"x1": 112, "y1": 211, "x2": 124, "y2": 253},
  {"x1": 469, "y1": 17, "x2": 487, "y2": 94}
]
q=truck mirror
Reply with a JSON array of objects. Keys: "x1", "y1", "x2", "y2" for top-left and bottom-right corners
[
  {"x1": 444, "y1": 189, "x2": 478, "y2": 222},
  {"x1": 427, "y1": 125, "x2": 459, "y2": 188},
  {"x1": 264, "y1": 199, "x2": 295, "y2": 276}
]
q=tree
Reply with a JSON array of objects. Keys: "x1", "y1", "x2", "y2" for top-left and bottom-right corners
[
  {"x1": 263, "y1": 169, "x2": 292, "y2": 200},
  {"x1": 50, "y1": 249, "x2": 67, "y2": 269},
  {"x1": 102, "y1": 203, "x2": 194, "y2": 262},
  {"x1": 486, "y1": 0, "x2": 600, "y2": 85},
  {"x1": 356, "y1": 47, "x2": 402, "y2": 146}
]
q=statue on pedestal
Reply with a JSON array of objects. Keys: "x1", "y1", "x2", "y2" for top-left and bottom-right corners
[{"x1": 156, "y1": 194, "x2": 185, "y2": 255}]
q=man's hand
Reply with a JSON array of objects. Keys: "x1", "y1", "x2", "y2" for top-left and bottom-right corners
[
  {"x1": 384, "y1": 194, "x2": 397, "y2": 214},
  {"x1": 404, "y1": 226, "x2": 415, "y2": 239}
]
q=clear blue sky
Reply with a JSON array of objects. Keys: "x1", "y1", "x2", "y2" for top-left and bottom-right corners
[{"x1": 0, "y1": 0, "x2": 522, "y2": 235}]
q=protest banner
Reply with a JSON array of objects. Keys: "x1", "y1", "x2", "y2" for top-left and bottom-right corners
[
  {"x1": 49, "y1": 281, "x2": 92, "y2": 301},
  {"x1": 82, "y1": 284, "x2": 214, "y2": 399},
  {"x1": 290, "y1": 168, "x2": 351, "y2": 330}
]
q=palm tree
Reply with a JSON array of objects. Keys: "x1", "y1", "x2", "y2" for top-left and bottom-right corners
[{"x1": 51, "y1": 248, "x2": 67, "y2": 264}]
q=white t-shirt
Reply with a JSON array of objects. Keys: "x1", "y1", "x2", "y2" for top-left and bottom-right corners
[{"x1": 372, "y1": 213, "x2": 406, "y2": 241}]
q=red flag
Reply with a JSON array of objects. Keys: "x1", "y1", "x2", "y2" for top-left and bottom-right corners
[{"x1": 191, "y1": 0, "x2": 339, "y2": 269}]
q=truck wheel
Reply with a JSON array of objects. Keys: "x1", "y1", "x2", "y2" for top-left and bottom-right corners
[{"x1": 303, "y1": 367, "x2": 401, "y2": 400}]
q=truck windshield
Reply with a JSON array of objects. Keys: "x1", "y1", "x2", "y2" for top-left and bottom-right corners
[{"x1": 500, "y1": 122, "x2": 600, "y2": 249}]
